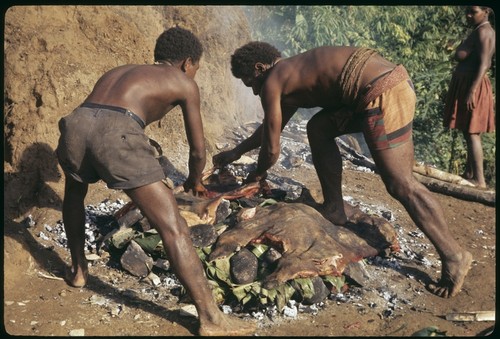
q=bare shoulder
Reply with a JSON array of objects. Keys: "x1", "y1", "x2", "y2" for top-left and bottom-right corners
[
  {"x1": 480, "y1": 24, "x2": 495, "y2": 35},
  {"x1": 152, "y1": 65, "x2": 199, "y2": 96},
  {"x1": 477, "y1": 26, "x2": 496, "y2": 50}
]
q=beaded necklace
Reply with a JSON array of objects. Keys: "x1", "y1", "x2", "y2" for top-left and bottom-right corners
[{"x1": 474, "y1": 21, "x2": 490, "y2": 30}]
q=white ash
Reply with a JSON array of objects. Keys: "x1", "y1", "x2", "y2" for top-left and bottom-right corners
[
  {"x1": 40, "y1": 199, "x2": 126, "y2": 253},
  {"x1": 251, "y1": 310, "x2": 265, "y2": 321},
  {"x1": 222, "y1": 305, "x2": 233, "y2": 314},
  {"x1": 160, "y1": 274, "x2": 182, "y2": 289},
  {"x1": 343, "y1": 195, "x2": 396, "y2": 223},
  {"x1": 352, "y1": 165, "x2": 374, "y2": 173},
  {"x1": 282, "y1": 304, "x2": 298, "y2": 318},
  {"x1": 299, "y1": 302, "x2": 323, "y2": 315},
  {"x1": 23, "y1": 214, "x2": 36, "y2": 228},
  {"x1": 88, "y1": 294, "x2": 108, "y2": 306},
  {"x1": 37, "y1": 231, "x2": 50, "y2": 242},
  {"x1": 475, "y1": 229, "x2": 486, "y2": 236}
]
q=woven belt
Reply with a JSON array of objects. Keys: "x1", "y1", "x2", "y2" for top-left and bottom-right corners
[{"x1": 80, "y1": 102, "x2": 146, "y2": 129}]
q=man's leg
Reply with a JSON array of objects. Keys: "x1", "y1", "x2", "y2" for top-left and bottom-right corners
[
  {"x1": 125, "y1": 181, "x2": 255, "y2": 336},
  {"x1": 307, "y1": 109, "x2": 360, "y2": 225},
  {"x1": 62, "y1": 175, "x2": 89, "y2": 287},
  {"x1": 370, "y1": 141, "x2": 472, "y2": 298}
]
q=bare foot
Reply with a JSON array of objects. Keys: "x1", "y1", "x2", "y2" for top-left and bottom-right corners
[
  {"x1": 428, "y1": 250, "x2": 473, "y2": 298},
  {"x1": 199, "y1": 314, "x2": 257, "y2": 336},
  {"x1": 317, "y1": 204, "x2": 348, "y2": 225},
  {"x1": 467, "y1": 179, "x2": 487, "y2": 189},
  {"x1": 65, "y1": 264, "x2": 88, "y2": 288},
  {"x1": 343, "y1": 201, "x2": 364, "y2": 221},
  {"x1": 317, "y1": 201, "x2": 363, "y2": 225}
]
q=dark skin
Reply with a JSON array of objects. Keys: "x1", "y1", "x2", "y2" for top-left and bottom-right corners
[
  {"x1": 454, "y1": 6, "x2": 495, "y2": 188},
  {"x1": 214, "y1": 46, "x2": 472, "y2": 298},
  {"x1": 62, "y1": 59, "x2": 256, "y2": 336}
]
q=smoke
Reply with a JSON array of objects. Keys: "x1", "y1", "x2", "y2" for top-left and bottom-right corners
[{"x1": 231, "y1": 75, "x2": 263, "y2": 124}]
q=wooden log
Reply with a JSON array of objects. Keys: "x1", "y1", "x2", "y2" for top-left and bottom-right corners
[
  {"x1": 413, "y1": 172, "x2": 495, "y2": 206},
  {"x1": 445, "y1": 311, "x2": 495, "y2": 322},
  {"x1": 413, "y1": 162, "x2": 475, "y2": 186}
]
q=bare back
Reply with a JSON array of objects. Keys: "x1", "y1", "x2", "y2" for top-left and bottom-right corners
[
  {"x1": 264, "y1": 46, "x2": 397, "y2": 109},
  {"x1": 455, "y1": 25, "x2": 495, "y2": 73},
  {"x1": 85, "y1": 63, "x2": 200, "y2": 126}
]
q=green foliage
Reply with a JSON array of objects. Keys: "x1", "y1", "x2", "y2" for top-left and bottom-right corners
[
  {"x1": 195, "y1": 242, "x2": 346, "y2": 311},
  {"x1": 244, "y1": 5, "x2": 496, "y2": 187},
  {"x1": 133, "y1": 231, "x2": 162, "y2": 253},
  {"x1": 322, "y1": 274, "x2": 346, "y2": 293},
  {"x1": 198, "y1": 244, "x2": 298, "y2": 311}
]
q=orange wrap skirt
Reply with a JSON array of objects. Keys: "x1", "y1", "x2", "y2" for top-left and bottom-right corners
[{"x1": 443, "y1": 70, "x2": 495, "y2": 134}]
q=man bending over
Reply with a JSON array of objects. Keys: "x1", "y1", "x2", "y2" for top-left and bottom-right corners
[{"x1": 213, "y1": 42, "x2": 472, "y2": 299}]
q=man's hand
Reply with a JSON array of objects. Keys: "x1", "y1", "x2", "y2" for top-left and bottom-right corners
[
  {"x1": 212, "y1": 149, "x2": 241, "y2": 169},
  {"x1": 183, "y1": 179, "x2": 208, "y2": 197},
  {"x1": 244, "y1": 170, "x2": 267, "y2": 184}
]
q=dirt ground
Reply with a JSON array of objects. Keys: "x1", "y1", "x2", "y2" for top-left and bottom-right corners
[
  {"x1": 3, "y1": 162, "x2": 496, "y2": 337},
  {"x1": 2, "y1": 5, "x2": 496, "y2": 337}
]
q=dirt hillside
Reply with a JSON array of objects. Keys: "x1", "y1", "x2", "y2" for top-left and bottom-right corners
[
  {"x1": 4, "y1": 5, "x2": 260, "y2": 220},
  {"x1": 3, "y1": 5, "x2": 496, "y2": 337}
]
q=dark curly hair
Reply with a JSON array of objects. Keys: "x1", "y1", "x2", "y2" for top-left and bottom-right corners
[
  {"x1": 154, "y1": 26, "x2": 203, "y2": 63},
  {"x1": 230, "y1": 41, "x2": 281, "y2": 79}
]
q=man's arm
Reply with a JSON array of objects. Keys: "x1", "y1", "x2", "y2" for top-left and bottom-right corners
[
  {"x1": 180, "y1": 80, "x2": 207, "y2": 193},
  {"x1": 233, "y1": 124, "x2": 265, "y2": 156},
  {"x1": 211, "y1": 125, "x2": 262, "y2": 168},
  {"x1": 255, "y1": 101, "x2": 297, "y2": 174},
  {"x1": 241, "y1": 81, "x2": 297, "y2": 184},
  {"x1": 213, "y1": 104, "x2": 296, "y2": 175},
  {"x1": 229, "y1": 101, "x2": 297, "y2": 158}
]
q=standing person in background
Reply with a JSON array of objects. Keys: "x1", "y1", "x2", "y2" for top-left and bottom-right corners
[{"x1": 443, "y1": 6, "x2": 495, "y2": 189}]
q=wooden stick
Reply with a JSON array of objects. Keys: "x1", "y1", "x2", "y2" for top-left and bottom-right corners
[{"x1": 445, "y1": 311, "x2": 495, "y2": 322}]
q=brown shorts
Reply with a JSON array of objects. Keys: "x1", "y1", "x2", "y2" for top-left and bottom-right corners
[
  {"x1": 56, "y1": 104, "x2": 165, "y2": 190},
  {"x1": 359, "y1": 79, "x2": 416, "y2": 151}
]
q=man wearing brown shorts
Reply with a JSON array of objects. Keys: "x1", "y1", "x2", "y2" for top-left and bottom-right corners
[
  {"x1": 56, "y1": 27, "x2": 256, "y2": 336},
  {"x1": 213, "y1": 42, "x2": 472, "y2": 299}
]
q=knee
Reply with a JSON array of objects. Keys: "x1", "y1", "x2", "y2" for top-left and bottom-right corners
[
  {"x1": 150, "y1": 213, "x2": 189, "y2": 239},
  {"x1": 384, "y1": 177, "x2": 415, "y2": 202},
  {"x1": 167, "y1": 221, "x2": 189, "y2": 239}
]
